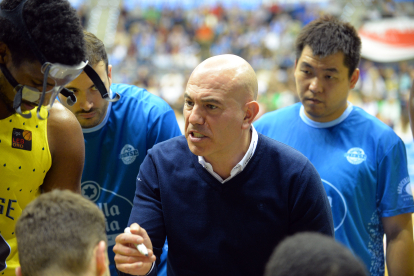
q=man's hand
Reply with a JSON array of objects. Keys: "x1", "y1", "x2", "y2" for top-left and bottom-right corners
[{"x1": 114, "y1": 223, "x2": 156, "y2": 276}]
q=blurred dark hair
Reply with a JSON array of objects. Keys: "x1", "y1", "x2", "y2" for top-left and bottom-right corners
[
  {"x1": 295, "y1": 15, "x2": 361, "y2": 77},
  {"x1": 16, "y1": 190, "x2": 106, "y2": 276},
  {"x1": 0, "y1": 0, "x2": 86, "y2": 67},
  {"x1": 83, "y1": 30, "x2": 109, "y2": 73},
  {"x1": 264, "y1": 232, "x2": 368, "y2": 276}
]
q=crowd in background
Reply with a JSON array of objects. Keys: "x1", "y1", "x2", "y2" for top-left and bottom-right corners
[{"x1": 75, "y1": 0, "x2": 414, "y2": 140}]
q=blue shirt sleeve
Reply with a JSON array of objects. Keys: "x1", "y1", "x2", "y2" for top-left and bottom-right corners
[
  {"x1": 377, "y1": 140, "x2": 414, "y2": 217},
  {"x1": 146, "y1": 108, "x2": 181, "y2": 152}
]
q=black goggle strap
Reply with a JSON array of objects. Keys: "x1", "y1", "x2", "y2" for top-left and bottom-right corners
[
  {"x1": 13, "y1": 86, "x2": 31, "y2": 119},
  {"x1": 0, "y1": 0, "x2": 47, "y2": 65},
  {"x1": 0, "y1": 63, "x2": 18, "y2": 87},
  {"x1": 60, "y1": 88, "x2": 77, "y2": 106},
  {"x1": 0, "y1": 64, "x2": 31, "y2": 118},
  {"x1": 36, "y1": 64, "x2": 51, "y2": 120},
  {"x1": 83, "y1": 64, "x2": 120, "y2": 102}
]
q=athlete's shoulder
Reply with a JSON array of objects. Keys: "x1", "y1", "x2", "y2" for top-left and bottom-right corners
[
  {"x1": 255, "y1": 103, "x2": 301, "y2": 134},
  {"x1": 48, "y1": 101, "x2": 81, "y2": 129},
  {"x1": 351, "y1": 106, "x2": 399, "y2": 137},
  {"x1": 47, "y1": 102, "x2": 84, "y2": 151},
  {"x1": 258, "y1": 132, "x2": 309, "y2": 161},
  {"x1": 112, "y1": 83, "x2": 172, "y2": 110}
]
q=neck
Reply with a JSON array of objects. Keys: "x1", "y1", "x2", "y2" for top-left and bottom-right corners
[
  {"x1": 0, "y1": 93, "x2": 14, "y2": 119},
  {"x1": 205, "y1": 129, "x2": 252, "y2": 179}
]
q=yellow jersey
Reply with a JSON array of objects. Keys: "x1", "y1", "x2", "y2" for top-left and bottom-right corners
[{"x1": 0, "y1": 108, "x2": 51, "y2": 276}]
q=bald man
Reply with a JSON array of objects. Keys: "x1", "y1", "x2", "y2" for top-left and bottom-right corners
[{"x1": 113, "y1": 55, "x2": 334, "y2": 276}]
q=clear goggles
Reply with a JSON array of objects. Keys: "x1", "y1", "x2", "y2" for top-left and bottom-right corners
[{"x1": 11, "y1": 61, "x2": 88, "y2": 119}]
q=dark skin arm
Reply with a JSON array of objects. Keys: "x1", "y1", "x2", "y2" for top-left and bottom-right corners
[{"x1": 41, "y1": 102, "x2": 84, "y2": 193}]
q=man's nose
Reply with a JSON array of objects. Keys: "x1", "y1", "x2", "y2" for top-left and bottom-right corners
[
  {"x1": 188, "y1": 104, "x2": 205, "y2": 125},
  {"x1": 77, "y1": 91, "x2": 94, "y2": 111},
  {"x1": 309, "y1": 77, "x2": 322, "y2": 94}
]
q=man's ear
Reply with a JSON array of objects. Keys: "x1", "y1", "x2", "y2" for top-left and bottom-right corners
[
  {"x1": 350, "y1": 68, "x2": 360, "y2": 89},
  {"x1": 96, "y1": 240, "x2": 108, "y2": 276},
  {"x1": 107, "y1": 65, "x2": 113, "y2": 87},
  {"x1": 0, "y1": 42, "x2": 10, "y2": 65},
  {"x1": 15, "y1": 266, "x2": 23, "y2": 276},
  {"x1": 242, "y1": 101, "x2": 260, "y2": 130}
]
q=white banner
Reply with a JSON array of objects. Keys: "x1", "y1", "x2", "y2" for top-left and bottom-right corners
[{"x1": 359, "y1": 17, "x2": 414, "y2": 62}]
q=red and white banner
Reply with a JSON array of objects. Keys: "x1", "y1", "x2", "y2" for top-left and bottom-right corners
[{"x1": 359, "y1": 17, "x2": 414, "y2": 62}]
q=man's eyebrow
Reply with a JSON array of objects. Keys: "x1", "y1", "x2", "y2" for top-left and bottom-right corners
[
  {"x1": 65, "y1": 84, "x2": 95, "y2": 90},
  {"x1": 200, "y1": 98, "x2": 222, "y2": 105},
  {"x1": 300, "y1": 62, "x2": 339, "y2": 73},
  {"x1": 184, "y1": 93, "x2": 222, "y2": 105}
]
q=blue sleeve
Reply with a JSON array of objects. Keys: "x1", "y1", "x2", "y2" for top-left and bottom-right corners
[
  {"x1": 146, "y1": 108, "x2": 181, "y2": 152},
  {"x1": 289, "y1": 160, "x2": 335, "y2": 236},
  {"x1": 127, "y1": 152, "x2": 165, "y2": 274},
  {"x1": 378, "y1": 140, "x2": 414, "y2": 217}
]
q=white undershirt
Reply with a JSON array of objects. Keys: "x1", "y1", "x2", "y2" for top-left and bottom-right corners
[
  {"x1": 198, "y1": 125, "x2": 258, "y2": 184},
  {"x1": 299, "y1": 102, "x2": 354, "y2": 128}
]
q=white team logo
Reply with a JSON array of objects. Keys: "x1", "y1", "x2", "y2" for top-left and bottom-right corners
[
  {"x1": 322, "y1": 179, "x2": 347, "y2": 231},
  {"x1": 344, "y1": 148, "x2": 367, "y2": 165},
  {"x1": 81, "y1": 181, "x2": 133, "y2": 246},
  {"x1": 397, "y1": 177, "x2": 413, "y2": 198},
  {"x1": 119, "y1": 144, "x2": 139, "y2": 165}
]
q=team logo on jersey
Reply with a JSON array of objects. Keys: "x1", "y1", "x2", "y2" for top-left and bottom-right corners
[
  {"x1": 119, "y1": 144, "x2": 139, "y2": 165},
  {"x1": 81, "y1": 181, "x2": 133, "y2": 246},
  {"x1": 81, "y1": 181, "x2": 101, "y2": 202},
  {"x1": 397, "y1": 176, "x2": 413, "y2": 201},
  {"x1": 11, "y1": 128, "x2": 32, "y2": 151},
  {"x1": 344, "y1": 147, "x2": 367, "y2": 165},
  {"x1": 322, "y1": 179, "x2": 348, "y2": 231}
]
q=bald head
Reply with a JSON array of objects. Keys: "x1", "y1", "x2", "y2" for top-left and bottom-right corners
[{"x1": 189, "y1": 54, "x2": 258, "y2": 102}]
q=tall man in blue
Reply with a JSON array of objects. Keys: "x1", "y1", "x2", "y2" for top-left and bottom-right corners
[
  {"x1": 113, "y1": 54, "x2": 334, "y2": 276},
  {"x1": 255, "y1": 16, "x2": 414, "y2": 276},
  {"x1": 58, "y1": 31, "x2": 181, "y2": 276}
]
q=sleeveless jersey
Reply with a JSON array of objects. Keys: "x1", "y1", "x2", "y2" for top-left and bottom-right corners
[{"x1": 0, "y1": 107, "x2": 51, "y2": 276}]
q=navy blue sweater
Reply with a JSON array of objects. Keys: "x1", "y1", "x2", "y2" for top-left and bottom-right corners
[{"x1": 124, "y1": 134, "x2": 333, "y2": 276}]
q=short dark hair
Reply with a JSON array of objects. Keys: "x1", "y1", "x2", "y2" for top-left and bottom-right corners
[
  {"x1": 83, "y1": 30, "x2": 109, "y2": 73},
  {"x1": 16, "y1": 190, "x2": 106, "y2": 276},
  {"x1": 0, "y1": 0, "x2": 86, "y2": 67},
  {"x1": 295, "y1": 15, "x2": 361, "y2": 77},
  {"x1": 264, "y1": 232, "x2": 368, "y2": 276}
]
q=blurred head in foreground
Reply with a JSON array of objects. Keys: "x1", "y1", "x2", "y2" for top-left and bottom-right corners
[
  {"x1": 264, "y1": 232, "x2": 368, "y2": 276},
  {"x1": 15, "y1": 189, "x2": 109, "y2": 276}
]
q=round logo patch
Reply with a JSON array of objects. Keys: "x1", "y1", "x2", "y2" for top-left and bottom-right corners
[
  {"x1": 344, "y1": 147, "x2": 367, "y2": 165},
  {"x1": 119, "y1": 144, "x2": 139, "y2": 165},
  {"x1": 81, "y1": 181, "x2": 101, "y2": 202}
]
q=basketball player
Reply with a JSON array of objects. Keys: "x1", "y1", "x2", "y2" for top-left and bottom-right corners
[
  {"x1": 58, "y1": 31, "x2": 181, "y2": 276},
  {"x1": 0, "y1": 0, "x2": 87, "y2": 275},
  {"x1": 255, "y1": 15, "x2": 414, "y2": 275}
]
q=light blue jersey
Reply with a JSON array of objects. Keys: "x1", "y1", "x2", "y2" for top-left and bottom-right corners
[
  {"x1": 81, "y1": 83, "x2": 181, "y2": 276},
  {"x1": 254, "y1": 103, "x2": 414, "y2": 276}
]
